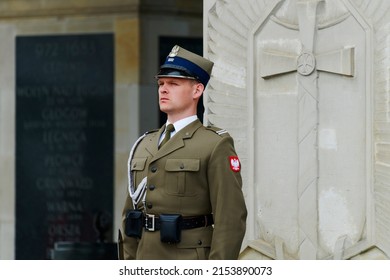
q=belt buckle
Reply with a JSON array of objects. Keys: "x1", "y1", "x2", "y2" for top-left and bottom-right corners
[{"x1": 145, "y1": 214, "x2": 155, "y2": 231}]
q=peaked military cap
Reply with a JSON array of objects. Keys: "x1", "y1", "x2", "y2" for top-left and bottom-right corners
[{"x1": 156, "y1": 45, "x2": 214, "y2": 87}]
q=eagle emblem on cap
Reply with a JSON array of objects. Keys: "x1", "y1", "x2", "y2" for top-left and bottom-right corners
[{"x1": 168, "y1": 45, "x2": 180, "y2": 57}]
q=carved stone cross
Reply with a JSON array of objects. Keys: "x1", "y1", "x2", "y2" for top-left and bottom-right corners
[
  {"x1": 259, "y1": 0, "x2": 354, "y2": 259},
  {"x1": 259, "y1": 0, "x2": 355, "y2": 80},
  {"x1": 260, "y1": 46, "x2": 355, "y2": 78}
]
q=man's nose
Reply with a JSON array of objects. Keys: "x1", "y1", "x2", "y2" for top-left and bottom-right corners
[{"x1": 159, "y1": 85, "x2": 168, "y2": 93}]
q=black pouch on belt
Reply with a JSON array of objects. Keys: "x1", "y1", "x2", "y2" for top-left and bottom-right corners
[
  {"x1": 125, "y1": 209, "x2": 143, "y2": 238},
  {"x1": 159, "y1": 214, "x2": 182, "y2": 243}
]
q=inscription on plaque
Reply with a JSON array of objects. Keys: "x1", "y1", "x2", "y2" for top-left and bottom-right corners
[{"x1": 15, "y1": 34, "x2": 114, "y2": 259}]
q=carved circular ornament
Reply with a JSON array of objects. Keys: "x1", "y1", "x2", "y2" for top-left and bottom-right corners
[{"x1": 297, "y1": 51, "x2": 316, "y2": 75}]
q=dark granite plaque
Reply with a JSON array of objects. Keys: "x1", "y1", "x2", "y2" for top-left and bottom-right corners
[{"x1": 15, "y1": 34, "x2": 114, "y2": 259}]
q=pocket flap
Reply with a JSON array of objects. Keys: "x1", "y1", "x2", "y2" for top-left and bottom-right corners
[
  {"x1": 131, "y1": 158, "x2": 147, "y2": 171},
  {"x1": 165, "y1": 159, "x2": 200, "y2": 172}
]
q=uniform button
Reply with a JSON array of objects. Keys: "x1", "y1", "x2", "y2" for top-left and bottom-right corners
[
  {"x1": 148, "y1": 185, "x2": 156, "y2": 191},
  {"x1": 151, "y1": 166, "x2": 157, "y2": 173},
  {"x1": 147, "y1": 202, "x2": 153, "y2": 209},
  {"x1": 180, "y1": 163, "x2": 184, "y2": 169},
  {"x1": 197, "y1": 240, "x2": 202, "y2": 245}
]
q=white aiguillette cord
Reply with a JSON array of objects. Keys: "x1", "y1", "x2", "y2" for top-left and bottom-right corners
[{"x1": 127, "y1": 133, "x2": 148, "y2": 209}]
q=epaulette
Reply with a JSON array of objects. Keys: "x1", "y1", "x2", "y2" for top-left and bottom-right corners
[
  {"x1": 206, "y1": 126, "x2": 229, "y2": 136},
  {"x1": 145, "y1": 129, "x2": 159, "y2": 135}
]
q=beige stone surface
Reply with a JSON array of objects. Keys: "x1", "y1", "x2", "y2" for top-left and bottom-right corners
[
  {"x1": 115, "y1": 19, "x2": 140, "y2": 84},
  {"x1": 0, "y1": 0, "x2": 138, "y2": 19}
]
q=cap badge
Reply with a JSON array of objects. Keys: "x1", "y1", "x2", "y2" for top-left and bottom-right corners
[
  {"x1": 229, "y1": 156, "x2": 241, "y2": 172},
  {"x1": 168, "y1": 45, "x2": 180, "y2": 57}
]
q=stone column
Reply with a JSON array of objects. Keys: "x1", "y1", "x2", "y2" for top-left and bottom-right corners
[{"x1": 204, "y1": 0, "x2": 390, "y2": 260}]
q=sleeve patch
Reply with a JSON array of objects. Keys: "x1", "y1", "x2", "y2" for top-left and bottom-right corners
[{"x1": 229, "y1": 156, "x2": 241, "y2": 172}]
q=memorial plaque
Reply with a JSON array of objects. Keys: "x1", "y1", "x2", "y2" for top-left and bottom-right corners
[{"x1": 15, "y1": 34, "x2": 114, "y2": 259}]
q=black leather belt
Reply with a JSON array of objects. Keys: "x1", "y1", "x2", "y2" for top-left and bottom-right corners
[{"x1": 145, "y1": 214, "x2": 213, "y2": 232}]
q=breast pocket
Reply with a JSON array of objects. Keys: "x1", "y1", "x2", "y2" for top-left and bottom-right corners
[
  {"x1": 164, "y1": 159, "x2": 200, "y2": 196},
  {"x1": 130, "y1": 158, "x2": 147, "y2": 184}
]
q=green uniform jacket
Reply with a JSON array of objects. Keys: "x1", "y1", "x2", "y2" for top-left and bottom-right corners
[{"x1": 120, "y1": 119, "x2": 247, "y2": 260}]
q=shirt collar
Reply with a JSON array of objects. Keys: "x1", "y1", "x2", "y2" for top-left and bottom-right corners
[{"x1": 167, "y1": 115, "x2": 198, "y2": 135}]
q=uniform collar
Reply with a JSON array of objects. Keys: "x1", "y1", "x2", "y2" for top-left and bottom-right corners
[{"x1": 150, "y1": 119, "x2": 203, "y2": 162}]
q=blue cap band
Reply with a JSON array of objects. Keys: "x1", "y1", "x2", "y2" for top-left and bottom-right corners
[{"x1": 161, "y1": 56, "x2": 210, "y2": 86}]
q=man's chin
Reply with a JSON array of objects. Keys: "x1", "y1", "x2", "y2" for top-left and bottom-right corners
[{"x1": 159, "y1": 106, "x2": 170, "y2": 114}]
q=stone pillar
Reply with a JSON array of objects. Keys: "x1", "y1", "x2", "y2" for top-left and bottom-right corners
[{"x1": 204, "y1": 0, "x2": 390, "y2": 260}]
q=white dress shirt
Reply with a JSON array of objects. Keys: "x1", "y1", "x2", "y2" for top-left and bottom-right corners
[{"x1": 159, "y1": 115, "x2": 198, "y2": 145}]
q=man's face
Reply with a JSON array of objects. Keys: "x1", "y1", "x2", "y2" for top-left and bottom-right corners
[{"x1": 157, "y1": 77, "x2": 200, "y2": 116}]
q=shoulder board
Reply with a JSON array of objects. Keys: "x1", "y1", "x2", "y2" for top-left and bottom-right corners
[
  {"x1": 144, "y1": 129, "x2": 159, "y2": 135},
  {"x1": 205, "y1": 126, "x2": 229, "y2": 136},
  {"x1": 129, "y1": 129, "x2": 159, "y2": 159},
  {"x1": 133, "y1": 129, "x2": 158, "y2": 145}
]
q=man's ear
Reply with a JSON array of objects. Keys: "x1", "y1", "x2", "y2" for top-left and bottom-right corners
[{"x1": 193, "y1": 82, "x2": 204, "y2": 99}]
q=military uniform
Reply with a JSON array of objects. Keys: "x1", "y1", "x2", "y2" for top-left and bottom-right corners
[
  {"x1": 119, "y1": 45, "x2": 247, "y2": 260},
  {"x1": 120, "y1": 119, "x2": 247, "y2": 259}
]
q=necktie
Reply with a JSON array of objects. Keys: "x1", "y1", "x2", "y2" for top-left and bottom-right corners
[{"x1": 159, "y1": 124, "x2": 175, "y2": 148}]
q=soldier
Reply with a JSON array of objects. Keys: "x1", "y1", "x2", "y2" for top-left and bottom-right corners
[{"x1": 119, "y1": 45, "x2": 247, "y2": 260}]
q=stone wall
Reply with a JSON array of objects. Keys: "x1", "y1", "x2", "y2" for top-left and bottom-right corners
[{"x1": 204, "y1": 0, "x2": 390, "y2": 260}]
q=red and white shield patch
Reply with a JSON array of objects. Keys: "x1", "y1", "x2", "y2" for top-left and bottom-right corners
[{"x1": 229, "y1": 156, "x2": 241, "y2": 172}]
